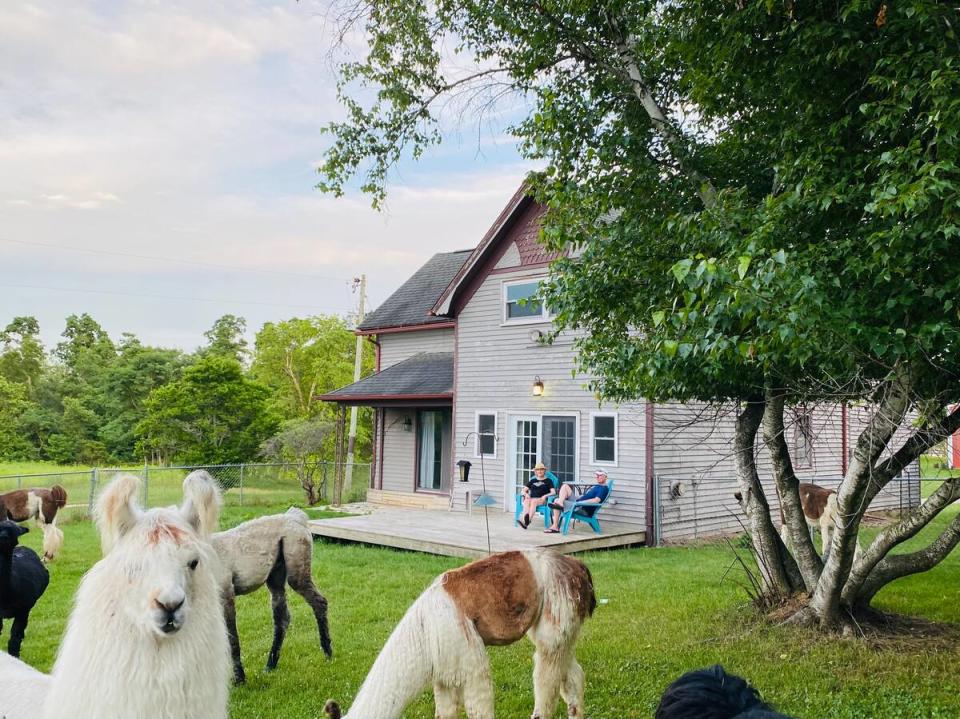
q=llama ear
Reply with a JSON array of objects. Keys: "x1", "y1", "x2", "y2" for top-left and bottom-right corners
[
  {"x1": 95, "y1": 473, "x2": 142, "y2": 554},
  {"x1": 15, "y1": 524, "x2": 28, "y2": 537},
  {"x1": 180, "y1": 470, "x2": 222, "y2": 538}
]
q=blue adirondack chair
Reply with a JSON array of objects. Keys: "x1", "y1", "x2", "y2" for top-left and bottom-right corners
[
  {"x1": 514, "y1": 471, "x2": 560, "y2": 527},
  {"x1": 558, "y1": 480, "x2": 615, "y2": 535}
]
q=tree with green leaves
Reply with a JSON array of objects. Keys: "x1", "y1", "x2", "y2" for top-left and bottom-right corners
[
  {"x1": 261, "y1": 418, "x2": 334, "y2": 504},
  {"x1": 0, "y1": 317, "x2": 45, "y2": 396},
  {"x1": 201, "y1": 314, "x2": 250, "y2": 365},
  {"x1": 319, "y1": 0, "x2": 960, "y2": 630},
  {"x1": 135, "y1": 356, "x2": 278, "y2": 465}
]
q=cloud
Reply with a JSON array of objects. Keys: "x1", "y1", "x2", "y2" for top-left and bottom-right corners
[{"x1": 0, "y1": 1, "x2": 532, "y2": 351}]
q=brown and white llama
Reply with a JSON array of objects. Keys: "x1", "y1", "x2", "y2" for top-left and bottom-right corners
[
  {"x1": 211, "y1": 506, "x2": 333, "y2": 684},
  {"x1": 324, "y1": 549, "x2": 596, "y2": 719},
  {"x1": 735, "y1": 483, "x2": 861, "y2": 561},
  {"x1": 0, "y1": 485, "x2": 68, "y2": 561},
  {"x1": 0, "y1": 471, "x2": 230, "y2": 719}
]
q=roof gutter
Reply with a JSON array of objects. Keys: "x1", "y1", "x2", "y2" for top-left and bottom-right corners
[{"x1": 356, "y1": 321, "x2": 455, "y2": 336}]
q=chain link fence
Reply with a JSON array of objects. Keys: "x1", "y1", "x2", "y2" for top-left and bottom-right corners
[{"x1": 0, "y1": 462, "x2": 371, "y2": 522}]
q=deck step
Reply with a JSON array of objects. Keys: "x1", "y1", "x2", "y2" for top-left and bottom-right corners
[{"x1": 367, "y1": 488, "x2": 450, "y2": 511}]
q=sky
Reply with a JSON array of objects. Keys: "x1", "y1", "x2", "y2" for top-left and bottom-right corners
[{"x1": 0, "y1": 0, "x2": 532, "y2": 351}]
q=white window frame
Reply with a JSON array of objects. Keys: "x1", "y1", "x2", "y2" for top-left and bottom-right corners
[
  {"x1": 589, "y1": 412, "x2": 619, "y2": 467},
  {"x1": 502, "y1": 278, "x2": 551, "y2": 325},
  {"x1": 793, "y1": 411, "x2": 814, "y2": 469},
  {"x1": 474, "y1": 410, "x2": 498, "y2": 459}
]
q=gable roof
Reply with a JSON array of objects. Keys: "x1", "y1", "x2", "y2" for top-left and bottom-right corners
[
  {"x1": 430, "y1": 182, "x2": 533, "y2": 317},
  {"x1": 317, "y1": 352, "x2": 453, "y2": 404},
  {"x1": 358, "y1": 250, "x2": 472, "y2": 332}
]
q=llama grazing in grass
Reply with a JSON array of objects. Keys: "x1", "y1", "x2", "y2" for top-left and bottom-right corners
[
  {"x1": 324, "y1": 549, "x2": 596, "y2": 719},
  {"x1": 211, "y1": 506, "x2": 332, "y2": 684},
  {"x1": 0, "y1": 471, "x2": 230, "y2": 719},
  {"x1": 656, "y1": 665, "x2": 795, "y2": 719},
  {"x1": 0, "y1": 517, "x2": 49, "y2": 657},
  {"x1": 0, "y1": 485, "x2": 68, "y2": 561}
]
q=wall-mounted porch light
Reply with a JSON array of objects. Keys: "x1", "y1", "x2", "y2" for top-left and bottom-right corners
[
  {"x1": 457, "y1": 459, "x2": 471, "y2": 482},
  {"x1": 402, "y1": 416, "x2": 413, "y2": 432},
  {"x1": 532, "y1": 376, "x2": 545, "y2": 397}
]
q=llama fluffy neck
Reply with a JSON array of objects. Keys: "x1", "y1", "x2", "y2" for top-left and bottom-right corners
[
  {"x1": 43, "y1": 545, "x2": 229, "y2": 719},
  {"x1": 344, "y1": 588, "x2": 437, "y2": 719}
]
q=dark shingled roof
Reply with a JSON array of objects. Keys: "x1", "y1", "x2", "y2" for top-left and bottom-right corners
[
  {"x1": 319, "y1": 352, "x2": 453, "y2": 402},
  {"x1": 359, "y1": 250, "x2": 472, "y2": 331}
]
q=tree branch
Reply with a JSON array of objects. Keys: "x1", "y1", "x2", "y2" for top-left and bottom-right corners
[
  {"x1": 763, "y1": 390, "x2": 823, "y2": 591},
  {"x1": 853, "y1": 502, "x2": 960, "y2": 607},
  {"x1": 842, "y1": 477, "x2": 960, "y2": 605}
]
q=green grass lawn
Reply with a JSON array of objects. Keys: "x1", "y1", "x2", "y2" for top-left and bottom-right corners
[{"x1": 9, "y1": 500, "x2": 960, "y2": 719}]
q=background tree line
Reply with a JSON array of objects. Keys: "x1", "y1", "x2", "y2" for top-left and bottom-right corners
[{"x1": 0, "y1": 312, "x2": 373, "y2": 468}]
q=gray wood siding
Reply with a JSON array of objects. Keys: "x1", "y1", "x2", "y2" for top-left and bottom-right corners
[
  {"x1": 451, "y1": 267, "x2": 648, "y2": 526},
  {"x1": 380, "y1": 408, "x2": 417, "y2": 493},
  {"x1": 652, "y1": 402, "x2": 920, "y2": 541},
  {"x1": 379, "y1": 329, "x2": 454, "y2": 369}
]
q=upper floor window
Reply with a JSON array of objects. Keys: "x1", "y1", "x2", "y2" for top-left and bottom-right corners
[
  {"x1": 503, "y1": 279, "x2": 549, "y2": 323},
  {"x1": 590, "y1": 412, "x2": 618, "y2": 466},
  {"x1": 794, "y1": 411, "x2": 814, "y2": 468}
]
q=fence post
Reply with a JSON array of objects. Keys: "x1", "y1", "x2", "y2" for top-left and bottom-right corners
[
  {"x1": 143, "y1": 462, "x2": 149, "y2": 507},
  {"x1": 239, "y1": 464, "x2": 245, "y2": 507},
  {"x1": 88, "y1": 468, "x2": 98, "y2": 515},
  {"x1": 16, "y1": 475, "x2": 22, "y2": 490}
]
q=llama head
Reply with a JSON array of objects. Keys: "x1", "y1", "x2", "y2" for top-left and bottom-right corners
[
  {"x1": 0, "y1": 518, "x2": 28, "y2": 552},
  {"x1": 94, "y1": 472, "x2": 222, "y2": 639}
]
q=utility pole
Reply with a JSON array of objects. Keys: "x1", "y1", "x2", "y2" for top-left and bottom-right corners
[{"x1": 344, "y1": 274, "x2": 366, "y2": 498}]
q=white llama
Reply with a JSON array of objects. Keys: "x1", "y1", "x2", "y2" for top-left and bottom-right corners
[
  {"x1": 0, "y1": 471, "x2": 230, "y2": 719},
  {"x1": 324, "y1": 549, "x2": 596, "y2": 719},
  {"x1": 212, "y1": 506, "x2": 333, "y2": 684}
]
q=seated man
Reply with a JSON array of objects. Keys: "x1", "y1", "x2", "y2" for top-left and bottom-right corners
[
  {"x1": 544, "y1": 469, "x2": 610, "y2": 533},
  {"x1": 518, "y1": 462, "x2": 555, "y2": 529}
]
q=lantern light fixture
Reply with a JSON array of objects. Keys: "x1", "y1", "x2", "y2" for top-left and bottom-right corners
[
  {"x1": 532, "y1": 376, "x2": 545, "y2": 397},
  {"x1": 402, "y1": 416, "x2": 413, "y2": 432}
]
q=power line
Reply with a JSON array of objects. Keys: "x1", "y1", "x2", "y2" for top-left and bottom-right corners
[
  {"x1": 0, "y1": 282, "x2": 353, "y2": 313},
  {"x1": 0, "y1": 237, "x2": 350, "y2": 283}
]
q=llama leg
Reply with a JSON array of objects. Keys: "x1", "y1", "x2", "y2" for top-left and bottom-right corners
[
  {"x1": 434, "y1": 683, "x2": 461, "y2": 719},
  {"x1": 265, "y1": 557, "x2": 291, "y2": 671},
  {"x1": 559, "y1": 656, "x2": 585, "y2": 718},
  {"x1": 462, "y1": 651, "x2": 494, "y2": 719},
  {"x1": 223, "y1": 590, "x2": 246, "y2": 684},
  {"x1": 287, "y1": 561, "x2": 333, "y2": 658},
  {"x1": 8, "y1": 612, "x2": 27, "y2": 658},
  {"x1": 531, "y1": 647, "x2": 566, "y2": 719}
]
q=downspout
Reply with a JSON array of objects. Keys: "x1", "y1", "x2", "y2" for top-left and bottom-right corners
[
  {"x1": 645, "y1": 401, "x2": 656, "y2": 546},
  {"x1": 841, "y1": 403, "x2": 848, "y2": 478}
]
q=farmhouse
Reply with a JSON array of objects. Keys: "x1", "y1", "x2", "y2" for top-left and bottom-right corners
[{"x1": 322, "y1": 186, "x2": 920, "y2": 543}]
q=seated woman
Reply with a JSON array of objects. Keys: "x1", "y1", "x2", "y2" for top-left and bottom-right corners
[
  {"x1": 544, "y1": 469, "x2": 610, "y2": 533},
  {"x1": 518, "y1": 462, "x2": 555, "y2": 529}
]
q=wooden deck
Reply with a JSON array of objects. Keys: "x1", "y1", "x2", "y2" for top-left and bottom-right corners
[{"x1": 309, "y1": 506, "x2": 646, "y2": 558}]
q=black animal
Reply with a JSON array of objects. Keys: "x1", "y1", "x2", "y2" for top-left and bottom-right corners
[
  {"x1": 0, "y1": 517, "x2": 50, "y2": 657},
  {"x1": 656, "y1": 665, "x2": 796, "y2": 719}
]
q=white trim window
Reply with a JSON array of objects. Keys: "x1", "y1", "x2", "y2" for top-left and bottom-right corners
[
  {"x1": 590, "y1": 412, "x2": 618, "y2": 466},
  {"x1": 503, "y1": 279, "x2": 550, "y2": 324},
  {"x1": 475, "y1": 411, "x2": 497, "y2": 458},
  {"x1": 794, "y1": 411, "x2": 814, "y2": 468}
]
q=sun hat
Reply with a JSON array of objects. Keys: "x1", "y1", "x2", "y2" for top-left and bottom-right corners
[{"x1": 533, "y1": 462, "x2": 547, "y2": 470}]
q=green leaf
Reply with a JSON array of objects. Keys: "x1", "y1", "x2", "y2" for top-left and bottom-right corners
[
  {"x1": 671, "y1": 259, "x2": 693, "y2": 284},
  {"x1": 737, "y1": 255, "x2": 751, "y2": 280}
]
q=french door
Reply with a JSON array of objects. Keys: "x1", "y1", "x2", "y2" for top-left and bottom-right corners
[{"x1": 507, "y1": 414, "x2": 577, "y2": 508}]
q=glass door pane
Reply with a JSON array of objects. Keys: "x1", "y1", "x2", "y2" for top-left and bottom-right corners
[
  {"x1": 418, "y1": 409, "x2": 451, "y2": 491},
  {"x1": 544, "y1": 416, "x2": 576, "y2": 485},
  {"x1": 513, "y1": 418, "x2": 539, "y2": 495}
]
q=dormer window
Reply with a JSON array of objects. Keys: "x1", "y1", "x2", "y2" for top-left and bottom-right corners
[{"x1": 503, "y1": 279, "x2": 550, "y2": 324}]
